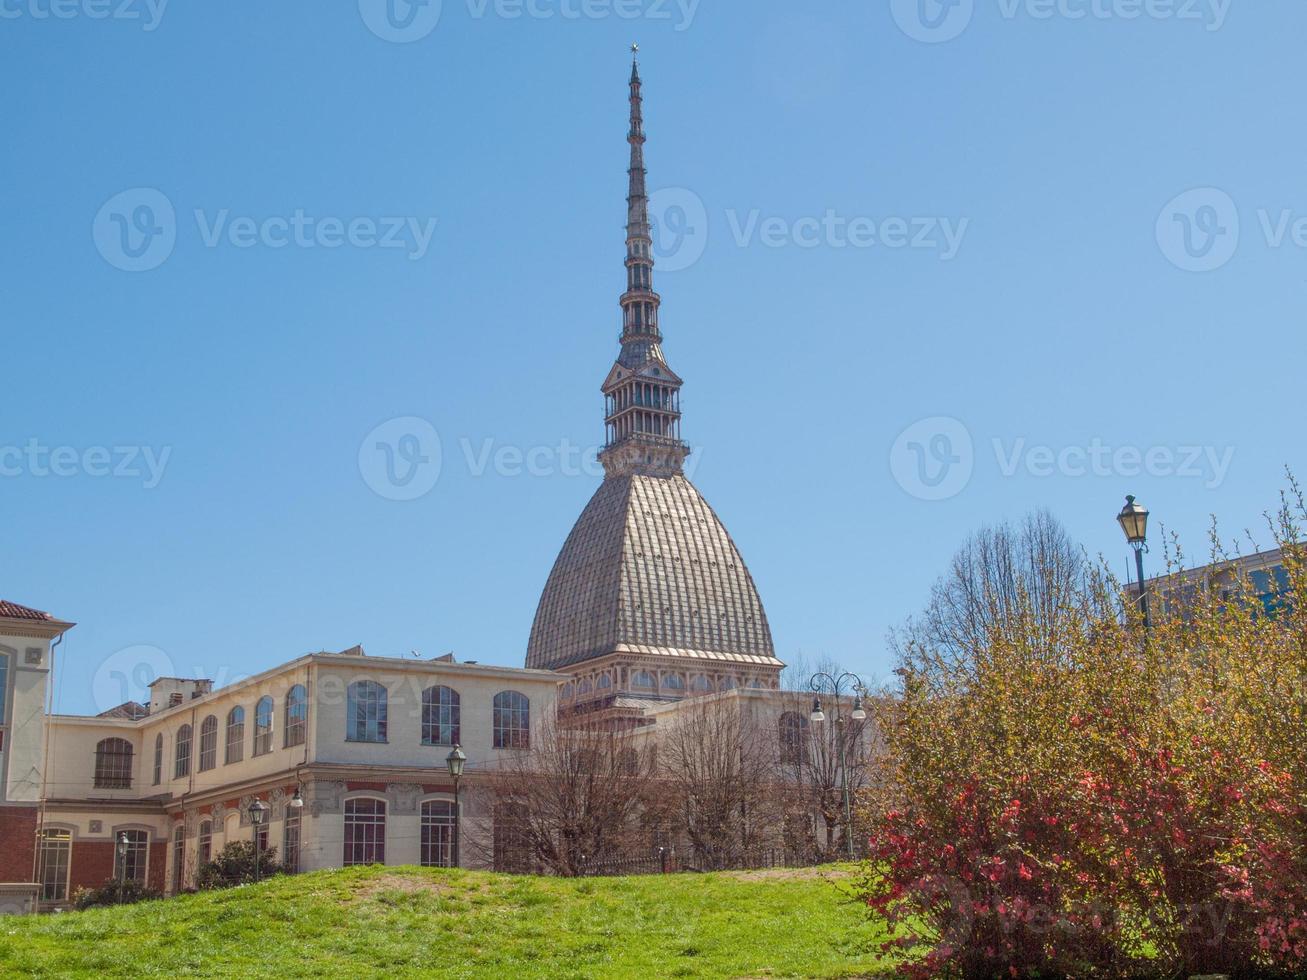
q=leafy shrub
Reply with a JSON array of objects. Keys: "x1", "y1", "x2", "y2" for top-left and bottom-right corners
[
  {"x1": 195, "y1": 840, "x2": 281, "y2": 890},
  {"x1": 862, "y1": 491, "x2": 1307, "y2": 978},
  {"x1": 73, "y1": 878, "x2": 161, "y2": 909}
]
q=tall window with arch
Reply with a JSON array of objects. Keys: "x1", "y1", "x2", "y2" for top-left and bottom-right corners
[
  {"x1": 36, "y1": 828, "x2": 72, "y2": 903},
  {"x1": 492, "y1": 691, "x2": 530, "y2": 749},
  {"x1": 198, "y1": 715, "x2": 218, "y2": 772},
  {"x1": 197, "y1": 819, "x2": 212, "y2": 865},
  {"x1": 152, "y1": 733, "x2": 163, "y2": 786},
  {"x1": 114, "y1": 829, "x2": 149, "y2": 883},
  {"x1": 253, "y1": 696, "x2": 274, "y2": 756},
  {"x1": 225, "y1": 706, "x2": 245, "y2": 764},
  {"x1": 630, "y1": 670, "x2": 656, "y2": 690},
  {"x1": 421, "y1": 686, "x2": 460, "y2": 746},
  {"x1": 283, "y1": 806, "x2": 301, "y2": 874},
  {"x1": 778, "y1": 710, "x2": 810, "y2": 766},
  {"x1": 284, "y1": 684, "x2": 307, "y2": 748},
  {"x1": 171, "y1": 825, "x2": 185, "y2": 893},
  {"x1": 343, "y1": 798, "x2": 386, "y2": 866},
  {"x1": 174, "y1": 725, "x2": 192, "y2": 779},
  {"x1": 420, "y1": 799, "x2": 456, "y2": 868},
  {"x1": 94, "y1": 737, "x2": 134, "y2": 789},
  {"x1": 347, "y1": 681, "x2": 388, "y2": 742}
]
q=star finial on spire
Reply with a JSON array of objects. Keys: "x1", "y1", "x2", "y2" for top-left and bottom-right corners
[{"x1": 631, "y1": 42, "x2": 639, "y2": 55}]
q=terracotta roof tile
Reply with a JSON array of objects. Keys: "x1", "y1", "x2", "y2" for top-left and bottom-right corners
[{"x1": 0, "y1": 600, "x2": 54, "y2": 621}]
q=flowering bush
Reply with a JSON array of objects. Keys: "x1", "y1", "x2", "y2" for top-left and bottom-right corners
[{"x1": 862, "y1": 491, "x2": 1307, "y2": 978}]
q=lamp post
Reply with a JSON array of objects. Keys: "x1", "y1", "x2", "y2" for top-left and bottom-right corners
[
  {"x1": 288, "y1": 786, "x2": 305, "y2": 810},
  {"x1": 1117, "y1": 494, "x2": 1151, "y2": 630},
  {"x1": 248, "y1": 798, "x2": 269, "y2": 883},
  {"x1": 808, "y1": 671, "x2": 868, "y2": 861},
  {"x1": 445, "y1": 744, "x2": 467, "y2": 869},
  {"x1": 115, "y1": 832, "x2": 129, "y2": 890}
]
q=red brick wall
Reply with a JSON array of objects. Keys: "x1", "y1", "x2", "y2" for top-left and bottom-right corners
[
  {"x1": 146, "y1": 843, "x2": 165, "y2": 893},
  {"x1": 0, "y1": 806, "x2": 37, "y2": 882},
  {"x1": 69, "y1": 838, "x2": 166, "y2": 895},
  {"x1": 69, "y1": 840, "x2": 115, "y2": 893}
]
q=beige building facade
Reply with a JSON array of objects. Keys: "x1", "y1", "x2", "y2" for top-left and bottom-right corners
[{"x1": 0, "y1": 605, "x2": 563, "y2": 909}]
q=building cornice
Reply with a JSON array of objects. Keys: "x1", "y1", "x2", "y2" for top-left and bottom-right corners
[
  {"x1": 52, "y1": 652, "x2": 565, "y2": 728},
  {"x1": 0, "y1": 616, "x2": 75, "y2": 640}
]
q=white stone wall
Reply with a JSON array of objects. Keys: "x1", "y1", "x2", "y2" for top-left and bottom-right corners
[{"x1": 1, "y1": 632, "x2": 53, "y2": 804}]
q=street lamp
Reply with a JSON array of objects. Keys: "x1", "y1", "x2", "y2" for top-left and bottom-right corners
[
  {"x1": 288, "y1": 786, "x2": 304, "y2": 809},
  {"x1": 116, "y1": 832, "x2": 129, "y2": 889},
  {"x1": 445, "y1": 744, "x2": 467, "y2": 869},
  {"x1": 248, "y1": 798, "x2": 270, "y2": 883},
  {"x1": 808, "y1": 671, "x2": 867, "y2": 861},
  {"x1": 1117, "y1": 494, "x2": 1151, "y2": 629}
]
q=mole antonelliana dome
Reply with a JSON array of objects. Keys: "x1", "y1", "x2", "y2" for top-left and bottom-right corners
[{"x1": 525, "y1": 53, "x2": 782, "y2": 694}]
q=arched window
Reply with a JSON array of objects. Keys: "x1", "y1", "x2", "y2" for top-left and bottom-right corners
[
  {"x1": 492, "y1": 801, "x2": 531, "y2": 872},
  {"x1": 283, "y1": 808, "x2": 301, "y2": 874},
  {"x1": 284, "y1": 684, "x2": 307, "y2": 748},
  {"x1": 198, "y1": 716, "x2": 218, "y2": 772},
  {"x1": 197, "y1": 820, "x2": 212, "y2": 865},
  {"x1": 779, "y1": 711, "x2": 809, "y2": 766},
  {"x1": 171, "y1": 825, "x2": 185, "y2": 893},
  {"x1": 94, "y1": 737, "x2": 134, "y2": 789},
  {"x1": 174, "y1": 725, "x2": 192, "y2": 779},
  {"x1": 343, "y1": 798, "x2": 386, "y2": 866},
  {"x1": 420, "y1": 800, "x2": 456, "y2": 868},
  {"x1": 113, "y1": 828, "x2": 149, "y2": 883},
  {"x1": 719, "y1": 676, "x2": 738, "y2": 691},
  {"x1": 662, "y1": 674, "x2": 686, "y2": 692},
  {"x1": 689, "y1": 674, "x2": 712, "y2": 693},
  {"x1": 37, "y1": 828, "x2": 72, "y2": 902},
  {"x1": 152, "y1": 733, "x2": 164, "y2": 785},
  {"x1": 225, "y1": 706, "x2": 245, "y2": 764},
  {"x1": 253, "y1": 696, "x2": 274, "y2": 756},
  {"x1": 577, "y1": 677, "x2": 592, "y2": 695},
  {"x1": 492, "y1": 691, "x2": 530, "y2": 749},
  {"x1": 347, "y1": 681, "x2": 388, "y2": 742},
  {"x1": 597, "y1": 674, "x2": 612, "y2": 690},
  {"x1": 560, "y1": 681, "x2": 575, "y2": 701},
  {"x1": 631, "y1": 670, "x2": 656, "y2": 690},
  {"x1": 421, "y1": 686, "x2": 460, "y2": 746}
]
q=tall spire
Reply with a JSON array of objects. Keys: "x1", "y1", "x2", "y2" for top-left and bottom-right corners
[{"x1": 599, "y1": 48, "x2": 690, "y2": 480}]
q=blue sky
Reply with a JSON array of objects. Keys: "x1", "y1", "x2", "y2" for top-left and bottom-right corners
[{"x1": 3, "y1": 0, "x2": 1302, "y2": 715}]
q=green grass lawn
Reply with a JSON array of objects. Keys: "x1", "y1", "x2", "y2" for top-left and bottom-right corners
[{"x1": 0, "y1": 865, "x2": 897, "y2": 978}]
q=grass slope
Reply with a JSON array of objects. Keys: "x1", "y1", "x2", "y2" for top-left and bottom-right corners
[{"x1": 0, "y1": 865, "x2": 895, "y2": 978}]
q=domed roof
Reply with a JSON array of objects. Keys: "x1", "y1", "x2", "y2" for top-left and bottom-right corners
[{"x1": 526, "y1": 474, "x2": 780, "y2": 672}]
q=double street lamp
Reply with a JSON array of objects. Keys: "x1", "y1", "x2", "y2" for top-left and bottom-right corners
[
  {"x1": 445, "y1": 744, "x2": 466, "y2": 869},
  {"x1": 808, "y1": 671, "x2": 868, "y2": 861},
  {"x1": 1117, "y1": 494, "x2": 1151, "y2": 630}
]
